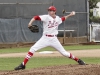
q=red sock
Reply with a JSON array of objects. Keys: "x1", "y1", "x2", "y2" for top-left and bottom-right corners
[
  {"x1": 23, "y1": 52, "x2": 33, "y2": 65},
  {"x1": 69, "y1": 53, "x2": 79, "y2": 61}
]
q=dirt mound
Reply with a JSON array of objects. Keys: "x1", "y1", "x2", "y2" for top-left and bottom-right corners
[{"x1": 0, "y1": 64, "x2": 100, "y2": 75}]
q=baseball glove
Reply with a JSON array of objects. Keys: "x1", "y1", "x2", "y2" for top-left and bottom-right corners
[{"x1": 28, "y1": 25, "x2": 39, "y2": 33}]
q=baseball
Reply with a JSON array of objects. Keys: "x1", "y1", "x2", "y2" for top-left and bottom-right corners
[{"x1": 72, "y1": 11, "x2": 75, "y2": 15}]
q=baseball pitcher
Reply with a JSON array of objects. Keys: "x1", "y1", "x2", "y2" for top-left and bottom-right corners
[{"x1": 14, "y1": 6, "x2": 85, "y2": 70}]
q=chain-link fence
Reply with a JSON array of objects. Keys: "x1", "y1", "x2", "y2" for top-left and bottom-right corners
[
  {"x1": 0, "y1": 0, "x2": 89, "y2": 44},
  {"x1": 89, "y1": 23, "x2": 100, "y2": 42}
]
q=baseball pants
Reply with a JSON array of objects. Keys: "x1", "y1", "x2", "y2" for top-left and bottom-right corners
[{"x1": 29, "y1": 35, "x2": 70, "y2": 57}]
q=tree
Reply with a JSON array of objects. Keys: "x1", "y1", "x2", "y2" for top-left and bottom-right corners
[{"x1": 89, "y1": 0, "x2": 100, "y2": 23}]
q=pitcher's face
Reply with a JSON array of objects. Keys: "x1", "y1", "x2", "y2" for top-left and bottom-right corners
[{"x1": 48, "y1": 10, "x2": 56, "y2": 16}]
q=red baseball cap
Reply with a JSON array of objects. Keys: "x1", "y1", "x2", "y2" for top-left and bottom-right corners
[{"x1": 48, "y1": 6, "x2": 56, "y2": 11}]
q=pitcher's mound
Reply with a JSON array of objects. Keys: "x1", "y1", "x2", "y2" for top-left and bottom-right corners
[{"x1": 0, "y1": 64, "x2": 100, "y2": 75}]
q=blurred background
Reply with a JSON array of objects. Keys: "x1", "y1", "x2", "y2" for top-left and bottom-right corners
[{"x1": 0, "y1": 0, "x2": 99, "y2": 48}]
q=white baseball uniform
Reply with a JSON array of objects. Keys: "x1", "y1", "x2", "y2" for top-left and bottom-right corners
[
  {"x1": 14, "y1": 6, "x2": 84, "y2": 70},
  {"x1": 29, "y1": 14, "x2": 70, "y2": 57}
]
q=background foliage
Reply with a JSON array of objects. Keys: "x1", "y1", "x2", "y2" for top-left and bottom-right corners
[{"x1": 89, "y1": 0, "x2": 100, "y2": 23}]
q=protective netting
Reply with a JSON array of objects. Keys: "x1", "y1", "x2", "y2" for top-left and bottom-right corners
[
  {"x1": 0, "y1": 0, "x2": 88, "y2": 43},
  {"x1": 0, "y1": 18, "x2": 42, "y2": 43}
]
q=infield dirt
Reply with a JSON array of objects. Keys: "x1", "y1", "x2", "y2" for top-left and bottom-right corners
[{"x1": 0, "y1": 64, "x2": 100, "y2": 75}]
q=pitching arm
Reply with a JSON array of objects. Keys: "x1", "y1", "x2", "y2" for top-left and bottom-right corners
[{"x1": 64, "y1": 11, "x2": 75, "y2": 20}]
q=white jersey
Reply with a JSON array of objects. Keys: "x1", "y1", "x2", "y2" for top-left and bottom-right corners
[
  {"x1": 29, "y1": 14, "x2": 77, "y2": 65},
  {"x1": 39, "y1": 15, "x2": 62, "y2": 35}
]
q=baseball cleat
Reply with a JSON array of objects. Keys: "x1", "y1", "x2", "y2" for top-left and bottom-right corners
[
  {"x1": 14, "y1": 63, "x2": 25, "y2": 70},
  {"x1": 78, "y1": 59, "x2": 85, "y2": 65}
]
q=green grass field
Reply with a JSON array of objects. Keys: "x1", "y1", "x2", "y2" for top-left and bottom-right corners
[
  {"x1": 0, "y1": 57, "x2": 100, "y2": 70},
  {"x1": 0, "y1": 45, "x2": 100, "y2": 54},
  {"x1": 0, "y1": 45, "x2": 100, "y2": 70}
]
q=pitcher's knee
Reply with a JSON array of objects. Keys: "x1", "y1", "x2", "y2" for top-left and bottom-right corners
[
  {"x1": 29, "y1": 46, "x2": 37, "y2": 53},
  {"x1": 61, "y1": 51, "x2": 70, "y2": 57}
]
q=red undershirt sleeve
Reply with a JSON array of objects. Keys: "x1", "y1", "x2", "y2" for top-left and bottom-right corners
[
  {"x1": 61, "y1": 17, "x2": 65, "y2": 21},
  {"x1": 34, "y1": 16, "x2": 41, "y2": 20}
]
